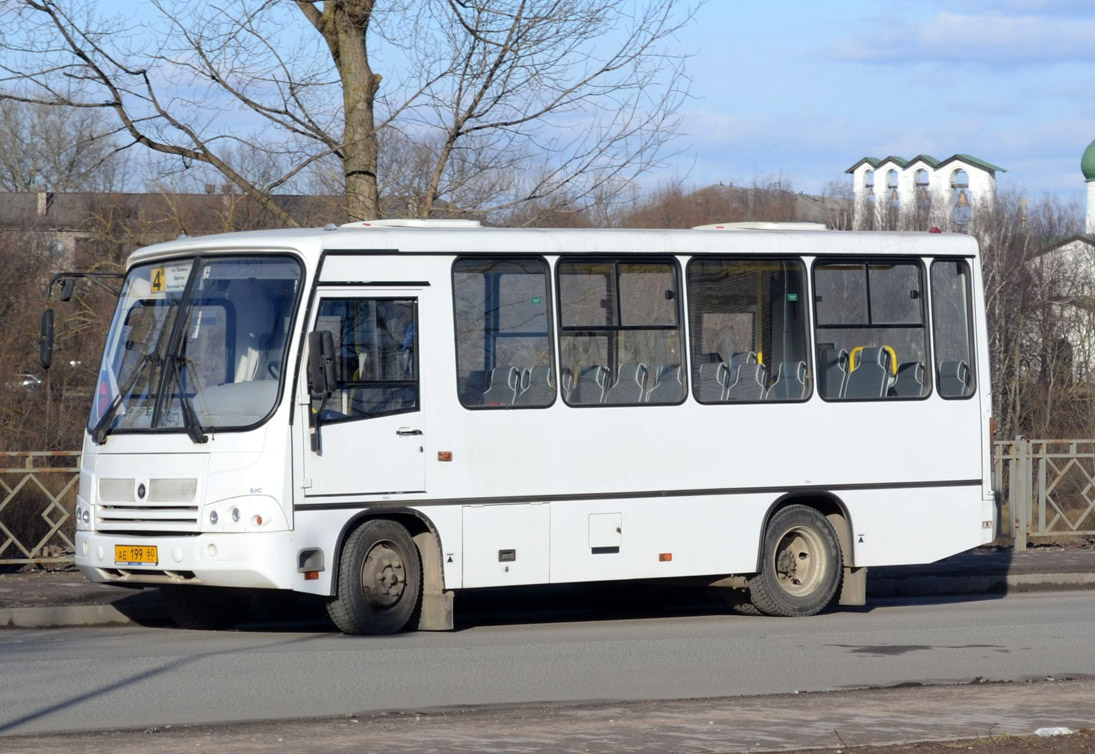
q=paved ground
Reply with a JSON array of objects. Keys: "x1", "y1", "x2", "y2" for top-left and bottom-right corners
[
  {"x1": 1, "y1": 677, "x2": 1093, "y2": 753},
  {"x1": 2, "y1": 546, "x2": 1094, "y2": 752}
]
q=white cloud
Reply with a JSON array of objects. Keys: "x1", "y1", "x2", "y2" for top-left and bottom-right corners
[
  {"x1": 668, "y1": 102, "x2": 1095, "y2": 197},
  {"x1": 942, "y1": 0, "x2": 1095, "y2": 17},
  {"x1": 830, "y1": 12, "x2": 1095, "y2": 67}
]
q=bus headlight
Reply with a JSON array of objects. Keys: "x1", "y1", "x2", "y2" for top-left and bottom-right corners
[
  {"x1": 202, "y1": 495, "x2": 288, "y2": 533},
  {"x1": 74, "y1": 499, "x2": 93, "y2": 530}
]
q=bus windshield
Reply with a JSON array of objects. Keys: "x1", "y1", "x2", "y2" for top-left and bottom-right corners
[{"x1": 89, "y1": 256, "x2": 302, "y2": 441}]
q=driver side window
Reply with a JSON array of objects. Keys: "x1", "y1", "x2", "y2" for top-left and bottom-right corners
[{"x1": 313, "y1": 297, "x2": 419, "y2": 422}]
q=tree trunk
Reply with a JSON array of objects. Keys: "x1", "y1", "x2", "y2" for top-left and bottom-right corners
[{"x1": 331, "y1": 2, "x2": 381, "y2": 221}]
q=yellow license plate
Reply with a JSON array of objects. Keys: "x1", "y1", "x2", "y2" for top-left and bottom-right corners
[{"x1": 114, "y1": 545, "x2": 158, "y2": 566}]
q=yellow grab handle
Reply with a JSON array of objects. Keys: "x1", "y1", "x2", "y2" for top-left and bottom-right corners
[{"x1": 848, "y1": 345, "x2": 898, "y2": 375}]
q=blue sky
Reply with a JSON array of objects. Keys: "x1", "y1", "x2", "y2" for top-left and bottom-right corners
[
  {"x1": 669, "y1": 0, "x2": 1095, "y2": 199},
  {"x1": 86, "y1": 0, "x2": 1095, "y2": 202}
]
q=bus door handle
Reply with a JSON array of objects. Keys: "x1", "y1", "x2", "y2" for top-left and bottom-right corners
[{"x1": 396, "y1": 428, "x2": 423, "y2": 436}]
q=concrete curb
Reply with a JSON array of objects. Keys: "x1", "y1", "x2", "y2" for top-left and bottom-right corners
[
  {"x1": 4, "y1": 570, "x2": 1095, "y2": 629},
  {"x1": 0, "y1": 604, "x2": 141, "y2": 629}
]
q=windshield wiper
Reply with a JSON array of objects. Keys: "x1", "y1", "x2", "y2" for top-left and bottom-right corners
[
  {"x1": 91, "y1": 301, "x2": 179, "y2": 445},
  {"x1": 169, "y1": 352, "x2": 208, "y2": 445},
  {"x1": 91, "y1": 352, "x2": 159, "y2": 445}
]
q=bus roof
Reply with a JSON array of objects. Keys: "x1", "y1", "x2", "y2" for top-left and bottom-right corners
[{"x1": 126, "y1": 224, "x2": 980, "y2": 268}]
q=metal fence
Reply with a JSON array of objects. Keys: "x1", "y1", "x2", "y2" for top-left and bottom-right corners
[
  {"x1": 995, "y1": 439, "x2": 1095, "y2": 551},
  {"x1": 0, "y1": 451, "x2": 80, "y2": 567}
]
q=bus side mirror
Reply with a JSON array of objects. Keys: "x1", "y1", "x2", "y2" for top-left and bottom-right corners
[
  {"x1": 307, "y1": 330, "x2": 337, "y2": 400},
  {"x1": 59, "y1": 278, "x2": 75, "y2": 302},
  {"x1": 39, "y1": 309, "x2": 54, "y2": 369}
]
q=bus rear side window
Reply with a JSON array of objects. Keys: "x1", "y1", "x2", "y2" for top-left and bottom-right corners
[
  {"x1": 814, "y1": 260, "x2": 931, "y2": 400},
  {"x1": 931, "y1": 259, "x2": 977, "y2": 399},
  {"x1": 453, "y1": 258, "x2": 554, "y2": 408}
]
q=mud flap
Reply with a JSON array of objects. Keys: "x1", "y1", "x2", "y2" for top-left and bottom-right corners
[
  {"x1": 413, "y1": 530, "x2": 454, "y2": 630},
  {"x1": 839, "y1": 566, "x2": 867, "y2": 606}
]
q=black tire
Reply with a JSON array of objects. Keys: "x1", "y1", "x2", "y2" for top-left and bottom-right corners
[
  {"x1": 161, "y1": 585, "x2": 250, "y2": 630},
  {"x1": 748, "y1": 505, "x2": 842, "y2": 617},
  {"x1": 327, "y1": 519, "x2": 422, "y2": 635}
]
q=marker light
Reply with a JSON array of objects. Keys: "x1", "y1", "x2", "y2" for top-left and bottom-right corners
[
  {"x1": 252, "y1": 515, "x2": 263, "y2": 527},
  {"x1": 82, "y1": 509, "x2": 90, "y2": 524},
  {"x1": 231, "y1": 507, "x2": 240, "y2": 523},
  {"x1": 209, "y1": 510, "x2": 218, "y2": 525}
]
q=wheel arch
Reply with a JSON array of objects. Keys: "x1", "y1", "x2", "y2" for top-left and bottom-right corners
[
  {"x1": 330, "y1": 507, "x2": 446, "y2": 594},
  {"x1": 755, "y1": 490, "x2": 856, "y2": 573}
]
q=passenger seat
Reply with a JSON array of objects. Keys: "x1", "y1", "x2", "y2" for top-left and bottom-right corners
[
  {"x1": 604, "y1": 363, "x2": 648, "y2": 404},
  {"x1": 646, "y1": 364, "x2": 683, "y2": 403},
  {"x1": 765, "y1": 361, "x2": 808, "y2": 400}
]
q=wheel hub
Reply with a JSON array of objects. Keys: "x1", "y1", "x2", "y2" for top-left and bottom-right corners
[
  {"x1": 773, "y1": 526, "x2": 827, "y2": 597},
  {"x1": 361, "y1": 543, "x2": 406, "y2": 610},
  {"x1": 776, "y1": 548, "x2": 800, "y2": 582}
]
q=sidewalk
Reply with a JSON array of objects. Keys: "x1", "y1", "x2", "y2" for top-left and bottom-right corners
[
  {"x1": 2, "y1": 545, "x2": 1095, "y2": 629},
  {"x1": 3, "y1": 678, "x2": 1095, "y2": 753}
]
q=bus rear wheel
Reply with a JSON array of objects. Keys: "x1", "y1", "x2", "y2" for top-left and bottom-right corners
[
  {"x1": 748, "y1": 505, "x2": 842, "y2": 617},
  {"x1": 327, "y1": 519, "x2": 422, "y2": 635}
]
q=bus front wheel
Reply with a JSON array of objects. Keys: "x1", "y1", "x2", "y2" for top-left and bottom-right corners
[
  {"x1": 327, "y1": 519, "x2": 422, "y2": 635},
  {"x1": 748, "y1": 505, "x2": 842, "y2": 617}
]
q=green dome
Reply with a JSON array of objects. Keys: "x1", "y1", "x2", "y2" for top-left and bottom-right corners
[{"x1": 1083, "y1": 139, "x2": 1095, "y2": 182}]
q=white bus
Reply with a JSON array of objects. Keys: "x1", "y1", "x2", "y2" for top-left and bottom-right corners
[{"x1": 46, "y1": 220, "x2": 996, "y2": 634}]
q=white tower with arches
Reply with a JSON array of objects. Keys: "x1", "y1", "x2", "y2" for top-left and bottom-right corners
[{"x1": 846, "y1": 154, "x2": 1005, "y2": 230}]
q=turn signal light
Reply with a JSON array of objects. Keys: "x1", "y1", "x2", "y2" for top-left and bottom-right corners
[
  {"x1": 659, "y1": 553, "x2": 672, "y2": 562},
  {"x1": 304, "y1": 571, "x2": 319, "y2": 581}
]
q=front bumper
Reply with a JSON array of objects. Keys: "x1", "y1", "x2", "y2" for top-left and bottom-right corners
[{"x1": 75, "y1": 530, "x2": 296, "y2": 590}]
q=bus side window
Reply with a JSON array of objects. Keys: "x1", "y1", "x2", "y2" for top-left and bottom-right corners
[
  {"x1": 686, "y1": 257, "x2": 810, "y2": 403},
  {"x1": 558, "y1": 258, "x2": 685, "y2": 406},
  {"x1": 931, "y1": 260, "x2": 977, "y2": 399},
  {"x1": 814, "y1": 260, "x2": 930, "y2": 401},
  {"x1": 453, "y1": 257, "x2": 554, "y2": 409},
  {"x1": 312, "y1": 298, "x2": 419, "y2": 422}
]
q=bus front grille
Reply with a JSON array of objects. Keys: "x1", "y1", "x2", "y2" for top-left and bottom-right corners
[{"x1": 96, "y1": 477, "x2": 201, "y2": 534}]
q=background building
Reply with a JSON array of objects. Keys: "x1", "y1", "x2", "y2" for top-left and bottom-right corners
[{"x1": 846, "y1": 154, "x2": 1006, "y2": 230}]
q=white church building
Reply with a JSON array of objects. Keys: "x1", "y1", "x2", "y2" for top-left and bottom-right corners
[{"x1": 845, "y1": 153, "x2": 1006, "y2": 230}]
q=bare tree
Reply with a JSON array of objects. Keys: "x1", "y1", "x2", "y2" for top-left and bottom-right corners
[
  {"x1": 819, "y1": 179, "x2": 854, "y2": 230},
  {"x1": 612, "y1": 176, "x2": 807, "y2": 230},
  {"x1": 971, "y1": 192, "x2": 1090, "y2": 438},
  {"x1": 0, "y1": 100, "x2": 125, "y2": 191},
  {"x1": 0, "y1": 0, "x2": 698, "y2": 225}
]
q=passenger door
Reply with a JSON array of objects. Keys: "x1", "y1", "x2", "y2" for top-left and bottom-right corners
[{"x1": 297, "y1": 288, "x2": 426, "y2": 498}]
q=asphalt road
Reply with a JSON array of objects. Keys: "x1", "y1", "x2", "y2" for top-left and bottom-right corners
[{"x1": 2, "y1": 591, "x2": 1095, "y2": 738}]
